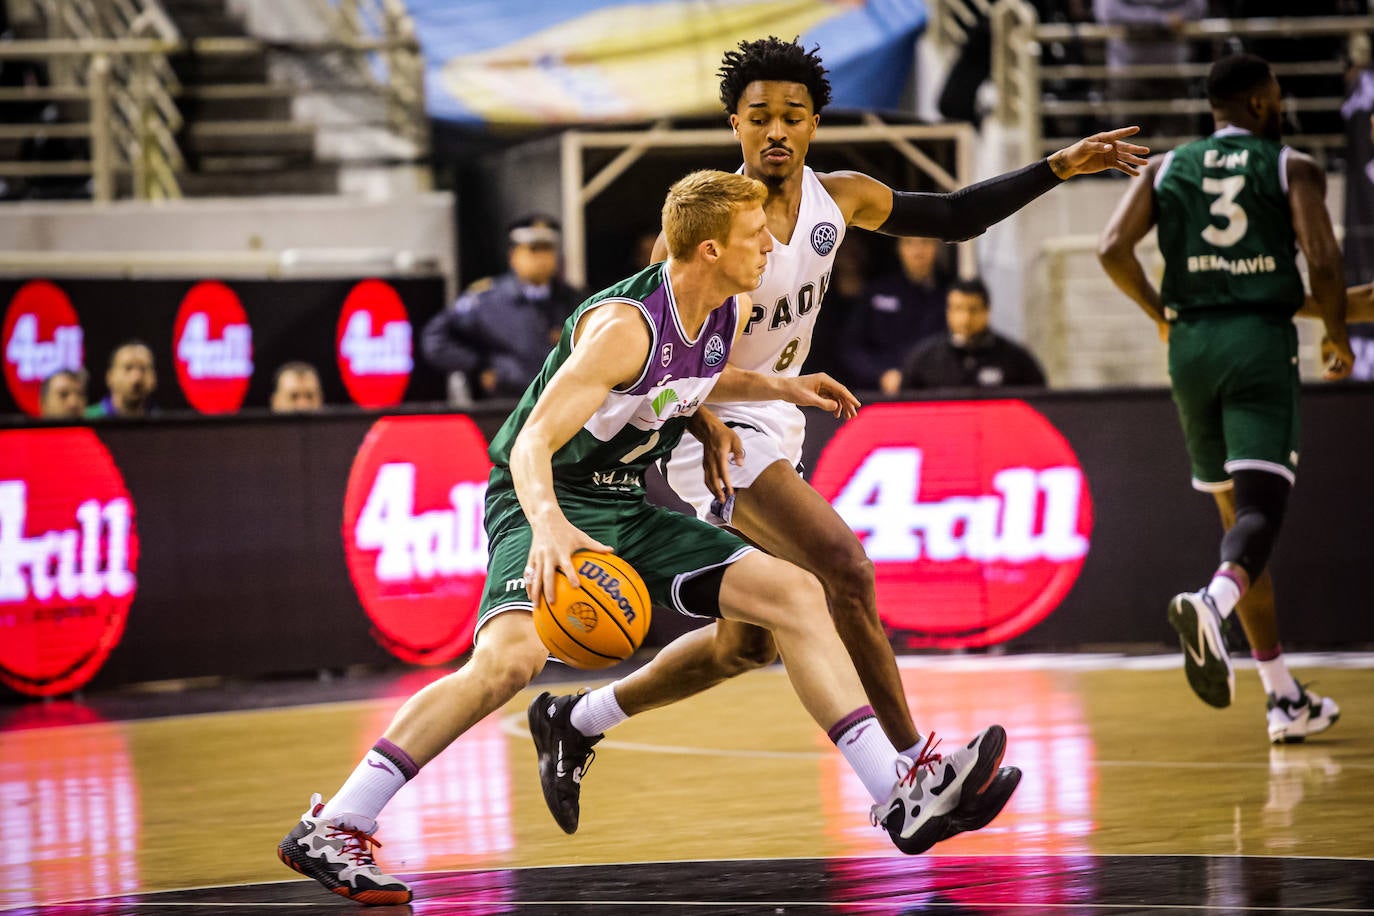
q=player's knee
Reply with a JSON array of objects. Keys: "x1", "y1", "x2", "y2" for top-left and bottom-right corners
[
  {"x1": 776, "y1": 567, "x2": 830, "y2": 626},
  {"x1": 813, "y1": 540, "x2": 875, "y2": 604},
  {"x1": 714, "y1": 625, "x2": 778, "y2": 674},
  {"x1": 470, "y1": 619, "x2": 546, "y2": 693},
  {"x1": 1232, "y1": 469, "x2": 1290, "y2": 529}
]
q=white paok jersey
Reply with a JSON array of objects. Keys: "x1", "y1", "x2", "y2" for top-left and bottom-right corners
[
  {"x1": 731, "y1": 166, "x2": 846, "y2": 379},
  {"x1": 664, "y1": 167, "x2": 846, "y2": 515}
]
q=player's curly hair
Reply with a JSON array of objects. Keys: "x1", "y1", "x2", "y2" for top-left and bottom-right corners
[{"x1": 718, "y1": 36, "x2": 832, "y2": 115}]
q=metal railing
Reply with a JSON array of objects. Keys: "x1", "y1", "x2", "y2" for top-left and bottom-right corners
[
  {"x1": 927, "y1": 0, "x2": 993, "y2": 52},
  {"x1": 311, "y1": 0, "x2": 428, "y2": 154},
  {"x1": 990, "y1": 2, "x2": 1372, "y2": 162},
  {"x1": 3, "y1": 0, "x2": 185, "y2": 201},
  {"x1": 0, "y1": 0, "x2": 428, "y2": 200}
]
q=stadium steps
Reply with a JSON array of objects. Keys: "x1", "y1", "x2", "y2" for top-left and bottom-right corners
[{"x1": 160, "y1": 0, "x2": 338, "y2": 196}]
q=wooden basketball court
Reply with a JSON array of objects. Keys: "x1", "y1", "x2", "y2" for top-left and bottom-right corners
[{"x1": 4, "y1": 652, "x2": 1372, "y2": 913}]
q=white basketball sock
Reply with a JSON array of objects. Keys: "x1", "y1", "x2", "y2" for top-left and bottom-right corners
[
  {"x1": 829, "y1": 707, "x2": 899, "y2": 806},
  {"x1": 1255, "y1": 654, "x2": 1301, "y2": 701},
  {"x1": 1204, "y1": 573, "x2": 1243, "y2": 618},
  {"x1": 569, "y1": 685, "x2": 628, "y2": 736},
  {"x1": 321, "y1": 748, "x2": 410, "y2": 824}
]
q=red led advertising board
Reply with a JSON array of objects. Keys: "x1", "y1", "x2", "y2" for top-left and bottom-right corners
[
  {"x1": 0, "y1": 429, "x2": 139, "y2": 696},
  {"x1": 811, "y1": 401, "x2": 1093, "y2": 647},
  {"x1": 172, "y1": 281, "x2": 254, "y2": 415},
  {"x1": 343, "y1": 415, "x2": 492, "y2": 664},
  {"x1": 336, "y1": 279, "x2": 414, "y2": 409},
  {"x1": 3, "y1": 281, "x2": 84, "y2": 418}
]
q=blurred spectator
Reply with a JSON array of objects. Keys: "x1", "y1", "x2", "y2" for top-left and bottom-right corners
[
  {"x1": 421, "y1": 214, "x2": 582, "y2": 401},
  {"x1": 1093, "y1": 0, "x2": 1207, "y2": 137},
  {"x1": 39, "y1": 368, "x2": 87, "y2": 420},
  {"x1": 270, "y1": 361, "x2": 324, "y2": 413},
  {"x1": 87, "y1": 341, "x2": 157, "y2": 418},
  {"x1": 807, "y1": 233, "x2": 870, "y2": 381},
  {"x1": 632, "y1": 228, "x2": 660, "y2": 270},
  {"x1": 899, "y1": 278, "x2": 1046, "y2": 390},
  {"x1": 839, "y1": 236, "x2": 950, "y2": 393}
]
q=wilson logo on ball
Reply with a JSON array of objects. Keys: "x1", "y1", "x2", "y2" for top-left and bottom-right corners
[
  {"x1": 173, "y1": 281, "x2": 253, "y2": 414},
  {"x1": 342, "y1": 415, "x2": 491, "y2": 664},
  {"x1": 3, "y1": 281, "x2": 84, "y2": 418},
  {"x1": 811, "y1": 401, "x2": 1093, "y2": 648},
  {"x1": 577, "y1": 558, "x2": 640, "y2": 623},
  {"x1": 336, "y1": 279, "x2": 413, "y2": 408},
  {"x1": 0, "y1": 429, "x2": 139, "y2": 696}
]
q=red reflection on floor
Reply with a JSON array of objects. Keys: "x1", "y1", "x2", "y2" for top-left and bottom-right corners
[
  {"x1": 360, "y1": 696, "x2": 516, "y2": 874},
  {"x1": 0, "y1": 706, "x2": 140, "y2": 908}
]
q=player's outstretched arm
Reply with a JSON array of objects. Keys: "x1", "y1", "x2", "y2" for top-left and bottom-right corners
[
  {"x1": 509, "y1": 304, "x2": 646, "y2": 606},
  {"x1": 1098, "y1": 158, "x2": 1168, "y2": 334},
  {"x1": 831, "y1": 127, "x2": 1148, "y2": 242},
  {"x1": 710, "y1": 366, "x2": 860, "y2": 418}
]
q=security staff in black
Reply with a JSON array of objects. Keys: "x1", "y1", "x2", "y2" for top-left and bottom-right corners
[{"x1": 1099, "y1": 53, "x2": 1351, "y2": 743}]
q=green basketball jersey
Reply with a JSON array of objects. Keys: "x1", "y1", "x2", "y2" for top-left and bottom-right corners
[
  {"x1": 1154, "y1": 127, "x2": 1304, "y2": 318},
  {"x1": 486, "y1": 262, "x2": 739, "y2": 511}
]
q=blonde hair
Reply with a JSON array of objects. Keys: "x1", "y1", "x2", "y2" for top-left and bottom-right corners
[{"x1": 661, "y1": 170, "x2": 767, "y2": 260}]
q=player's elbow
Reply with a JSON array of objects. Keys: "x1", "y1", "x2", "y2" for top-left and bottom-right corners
[
  {"x1": 509, "y1": 427, "x2": 554, "y2": 470},
  {"x1": 1097, "y1": 231, "x2": 1129, "y2": 266}
]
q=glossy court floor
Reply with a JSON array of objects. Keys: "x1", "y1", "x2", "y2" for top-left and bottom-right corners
[{"x1": 3, "y1": 652, "x2": 1373, "y2": 914}]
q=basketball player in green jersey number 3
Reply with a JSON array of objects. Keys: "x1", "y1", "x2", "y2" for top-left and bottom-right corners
[
  {"x1": 529, "y1": 36, "x2": 1148, "y2": 841},
  {"x1": 1100, "y1": 54, "x2": 1351, "y2": 743}
]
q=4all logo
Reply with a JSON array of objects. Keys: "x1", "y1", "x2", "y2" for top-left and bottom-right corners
[
  {"x1": 0, "y1": 429, "x2": 138, "y2": 696},
  {"x1": 173, "y1": 281, "x2": 254, "y2": 414},
  {"x1": 342, "y1": 415, "x2": 491, "y2": 664},
  {"x1": 811, "y1": 401, "x2": 1093, "y2": 648},
  {"x1": 3, "y1": 281, "x2": 84, "y2": 418},
  {"x1": 337, "y1": 279, "x2": 413, "y2": 408}
]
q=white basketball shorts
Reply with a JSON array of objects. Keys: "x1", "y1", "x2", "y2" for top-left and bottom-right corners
[{"x1": 664, "y1": 401, "x2": 807, "y2": 523}]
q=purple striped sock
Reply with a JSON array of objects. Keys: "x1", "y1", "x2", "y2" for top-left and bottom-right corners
[
  {"x1": 1216, "y1": 568, "x2": 1247, "y2": 594},
  {"x1": 373, "y1": 737, "x2": 420, "y2": 781},
  {"x1": 827, "y1": 705, "x2": 876, "y2": 745},
  {"x1": 1252, "y1": 642, "x2": 1282, "y2": 662}
]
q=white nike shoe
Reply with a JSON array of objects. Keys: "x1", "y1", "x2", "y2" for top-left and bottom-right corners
[
  {"x1": 1167, "y1": 591, "x2": 1234, "y2": 708},
  {"x1": 1267, "y1": 686, "x2": 1341, "y2": 744},
  {"x1": 871, "y1": 725, "x2": 1006, "y2": 855}
]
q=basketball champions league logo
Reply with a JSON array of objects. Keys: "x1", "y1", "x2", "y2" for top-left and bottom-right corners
[
  {"x1": 811, "y1": 222, "x2": 838, "y2": 256},
  {"x1": 704, "y1": 334, "x2": 726, "y2": 366}
]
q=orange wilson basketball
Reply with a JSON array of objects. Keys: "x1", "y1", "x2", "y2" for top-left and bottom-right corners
[{"x1": 532, "y1": 550, "x2": 651, "y2": 669}]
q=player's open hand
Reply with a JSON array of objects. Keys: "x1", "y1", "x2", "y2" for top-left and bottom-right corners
[
  {"x1": 782, "y1": 373, "x2": 860, "y2": 418},
  {"x1": 524, "y1": 519, "x2": 614, "y2": 610},
  {"x1": 1051, "y1": 127, "x2": 1150, "y2": 179}
]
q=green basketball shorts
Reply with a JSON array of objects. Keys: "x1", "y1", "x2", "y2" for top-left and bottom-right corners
[{"x1": 1167, "y1": 312, "x2": 1300, "y2": 492}]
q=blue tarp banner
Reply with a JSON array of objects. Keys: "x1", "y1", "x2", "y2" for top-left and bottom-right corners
[{"x1": 411, "y1": 0, "x2": 927, "y2": 124}]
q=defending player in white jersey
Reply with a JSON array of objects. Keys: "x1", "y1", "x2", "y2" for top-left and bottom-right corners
[{"x1": 529, "y1": 36, "x2": 1147, "y2": 837}]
